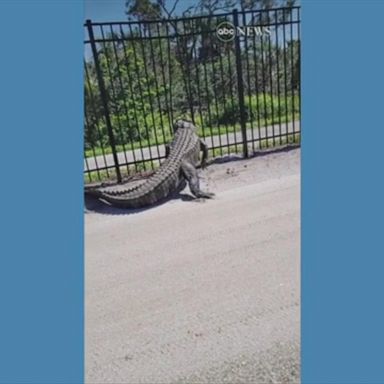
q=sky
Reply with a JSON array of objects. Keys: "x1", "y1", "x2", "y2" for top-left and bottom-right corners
[
  {"x1": 84, "y1": 0, "x2": 199, "y2": 59},
  {"x1": 84, "y1": 0, "x2": 300, "y2": 22},
  {"x1": 84, "y1": 0, "x2": 299, "y2": 59},
  {"x1": 84, "y1": 0, "x2": 199, "y2": 22}
]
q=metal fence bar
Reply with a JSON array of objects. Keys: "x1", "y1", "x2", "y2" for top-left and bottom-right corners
[
  {"x1": 109, "y1": 24, "x2": 139, "y2": 173},
  {"x1": 191, "y1": 34, "x2": 206, "y2": 140},
  {"x1": 282, "y1": 11, "x2": 290, "y2": 138},
  {"x1": 165, "y1": 22, "x2": 175, "y2": 126},
  {"x1": 127, "y1": 22, "x2": 156, "y2": 170},
  {"x1": 259, "y1": 29, "x2": 269, "y2": 143},
  {"x1": 84, "y1": 61, "x2": 110, "y2": 179},
  {"x1": 274, "y1": 9, "x2": 282, "y2": 145},
  {"x1": 118, "y1": 24, "x2": 148, "y2": 171},
  {"x1": 85, "y1": 19, "x2": 122, "y2": 183},
  {"x1": 267, "y1": 19, "x2": 276, "y2": 147},
  {"x1": 289, "y1": 10, "x2": 296, "y2": 134},
  {"x1": 201, "y1": 29, "x2": 215, "y2": 150},
  {"x1": 297, "y1": 7, "x2": 301, "y2": 145},
  {"x1": 233, "y1": 9, "x2": 248, "y2": 158},
  {"x1": 155, "y1": 21, "x2": 172, "y2": 130},
  {"x1": 207, "y1": 16, "x2": 224, "y2": 157},
  {"x1": 242, "y1": 11, "x2": 256, "y2": 153},
  {"x1": 249, "y1": 14, "x2": 263, "y2": 148},
  {"x1": 137, "y1": 22, "x2": 162, "y2": 162},
  {"x1": 217, "y1": 35, "x2": 232, "y2": 154},
  {"x1": 99, "y1": 24, "x2": 131, "y2": 176},
  {"x1": 225, "y1": 39, "x2": 239, "y2": 154}
]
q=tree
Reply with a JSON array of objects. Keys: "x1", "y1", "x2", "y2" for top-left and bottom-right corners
[{"x1": 125, "y1": 0, "x2": 162, "y2": 21}]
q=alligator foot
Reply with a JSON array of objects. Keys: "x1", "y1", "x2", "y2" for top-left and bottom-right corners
[
  {"x1": 181, "y1": 160, "x2": 215, "y2": 200},
  {"x1": 193, "y1": 190, "x2": 215, "y2": 199}
]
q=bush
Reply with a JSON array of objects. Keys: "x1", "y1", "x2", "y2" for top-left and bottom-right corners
[{"x1": 213, "y1": 93, "x2": 300, "y2": 125}]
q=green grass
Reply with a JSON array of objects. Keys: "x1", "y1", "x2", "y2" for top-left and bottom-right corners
[
  {"x1": 259, "y1": 132, "x2": 301, "y2": 150},
  {"x1": 84, "y1": 114, "x2": 300, "y2": 159},
  {"x1": 85, "y1": 131, "x2": 301, "y2": 184},
  {"x1": 84, "y1": 159, "x2": 159, "y2": 184},
  {"x1": 209, "y1": 132, "x2": 301, "y2": 158},
  {"x1": 210, "y1": 145, "x2": 242, "y2": 159}
]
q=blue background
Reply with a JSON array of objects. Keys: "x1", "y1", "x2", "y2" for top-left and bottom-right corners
[
  {"x1": 1, "y1": 1, "x2": 384, "y2": 383},
  {"x1": 0, "y1": 1, "x2": 84, "y2": 383},
  {"x1": 302, "y1": 1, "x2": 384, "y2": 383}
]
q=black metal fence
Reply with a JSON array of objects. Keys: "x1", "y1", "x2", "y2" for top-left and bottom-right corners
[{"x1": 84, "y1": 6, "x2": 300, "y2": 183}]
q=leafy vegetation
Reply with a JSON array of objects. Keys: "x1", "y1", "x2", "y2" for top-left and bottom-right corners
[{"x1": 84, "y1": 0, "x2": 300, "y2": 181}]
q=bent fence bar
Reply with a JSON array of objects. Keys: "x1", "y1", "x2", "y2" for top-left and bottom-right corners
[{"x1": 84, "y1": 6, "x2": 300, "y2": 183}]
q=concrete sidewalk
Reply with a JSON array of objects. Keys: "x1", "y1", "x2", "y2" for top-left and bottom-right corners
[{"x1": 85, "y1": 148, "x2": 300, "y2": 383}]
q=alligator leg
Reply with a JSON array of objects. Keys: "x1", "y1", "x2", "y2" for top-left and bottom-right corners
[
  {"x1": 200, "y1": 139, "x2": 209, "y2": 168},
  {"x1": 176, "y1": 169, "x2": 187, "y2": 192},
  {"x1": 181, "y1": 160, "x2": 214, "y2": 199},
  {"x1": 165, "y1": 143, "x2": 170, "y2": 158}
]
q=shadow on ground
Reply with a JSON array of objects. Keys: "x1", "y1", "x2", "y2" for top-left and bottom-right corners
[{"x1": 84, "y1": 191, "x2": 201, "y2": 216}]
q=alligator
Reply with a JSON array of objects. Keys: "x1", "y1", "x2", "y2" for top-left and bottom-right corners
[{"x1": 85, "y1": 120, "x2": 214, "y2": 208}]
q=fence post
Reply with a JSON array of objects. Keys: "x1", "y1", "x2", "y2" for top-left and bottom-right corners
[
  {"x1": 86, "y1": 19, "x2": 122, "y2": 183},
  {"x1": 232, "y1": 9, "x2": 248, "y2": 158}
]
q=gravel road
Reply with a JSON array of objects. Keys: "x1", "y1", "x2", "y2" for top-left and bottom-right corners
[{"x1": 85, "y1": 148, "x2": 300, "y2": 384}]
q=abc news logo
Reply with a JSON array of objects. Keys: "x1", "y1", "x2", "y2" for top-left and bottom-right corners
[{"x1": 216, "y1": 21, "x2": 271, "y2": 42}]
